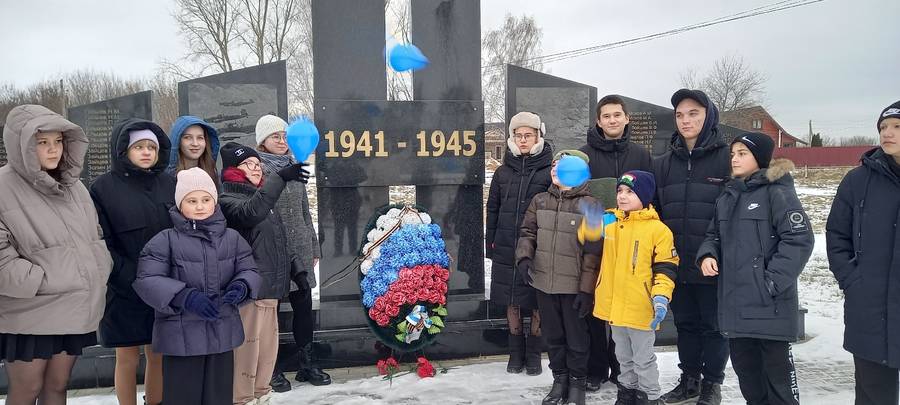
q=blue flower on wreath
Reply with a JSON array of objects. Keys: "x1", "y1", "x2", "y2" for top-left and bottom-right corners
[{"x1": 360, "y1": 223, "x2": 450, "y2": 308}]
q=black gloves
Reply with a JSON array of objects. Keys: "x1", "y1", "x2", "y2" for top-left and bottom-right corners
[
  {"x1": 517, "y1": 258, "x2": 534, "y2": 285},
  {"x1": 277, "y1": 162, "x2": 310, "y2": 183},
  {"x1": 572, "y1": 292, "x2": 593, "y2": 318},
  {"x1": 293, "y1": 272, "x2": 310, "y2": 291}
]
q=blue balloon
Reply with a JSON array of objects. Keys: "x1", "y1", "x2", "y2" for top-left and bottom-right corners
[
  {"x1": 285, "y1": 117, "x2": 319, "y2": 161},
  {"x1": 556, "y1": 155, "x2": 590, "y2": 188},
  {"x1": 388, "y1": 43, "x2": 429, "y2": 72}
]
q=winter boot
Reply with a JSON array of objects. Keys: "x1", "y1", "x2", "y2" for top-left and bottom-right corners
[
  {"x1": 635, "y1": 390, "x2": 663, "y2": 405},
  {"x1": 295, "y1": 343, "x2": 332, "y2": 386},
  {"x1": 660, "y1": 373, "x2": 701, "y2": 404},
  {"x1": 585, "y1": 375, "x2": 607, "y2": 392},
  {"x1": 506, "y1": 333, "x2": 526, "y2": 374},
  {"x1": 270, "y1": 370, "x2": 292, "y2": 393},
  {"x1": 542, "y1": 371, "x2": 569, "y2": 405},
  {"x1": 697, "y1": 379, "x2": 722, "y2": 405},
  {"x1": 566, "y1": 375, "x2": 586, "y2": 405},
  {"x1": 614, "y1": 384, "x2": 638, "y2": 405},
  {"x1": 524, "y1": 333, "x2": 543, "y2": 376}
]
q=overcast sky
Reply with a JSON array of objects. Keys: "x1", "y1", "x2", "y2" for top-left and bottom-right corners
[{"x1": 1, "y1": 0, "x2": 897, "y2": 139}]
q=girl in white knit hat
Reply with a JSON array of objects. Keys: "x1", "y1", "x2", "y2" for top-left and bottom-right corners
[{"x1": 253, "y1": 115, "x2": 331, "y2": 391}]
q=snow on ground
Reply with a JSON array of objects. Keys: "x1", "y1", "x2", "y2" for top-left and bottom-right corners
[{"x1": 21, "y1": 171, "x2": 862, "y2": 404}]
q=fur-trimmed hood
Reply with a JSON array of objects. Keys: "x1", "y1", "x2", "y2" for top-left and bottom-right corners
[{"x1": 730, "y1": 158, "x2": 796, "y2": 191}]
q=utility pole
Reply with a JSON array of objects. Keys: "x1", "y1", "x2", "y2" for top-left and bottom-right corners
[{"x1": 59, "y1": 79, "x2": 67, "y2": 119}]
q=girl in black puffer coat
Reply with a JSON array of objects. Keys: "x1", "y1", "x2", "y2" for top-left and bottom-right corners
[
  {"x1": 486, "y1": 111, "x2": 553, "y2": 376},
  {"x1": 90, "y1": 119, "x2": 175, "y2": 405},
  {"x1": 218, "y1": 142, "x2": 308, "y2": 405}
]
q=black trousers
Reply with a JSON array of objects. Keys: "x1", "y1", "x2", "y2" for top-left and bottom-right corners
[
  {"x1": 289, "y1": 285, "x2": 314, "y2": 348},
  {"x1": 275, "y1": 285, "x2": 314, "y2": 372},
  {"x1": 536, "y1": 291, "x2": 590, "y2": 377},
  {"x1": 671, "y1": 282, "x2": 729, "y2": 383},
  {"x1": 729, "y1": 338, "x2": 799, "y2": 405},
  {"x1": 854, "y1": 355, "x2": 899, "y2": 405},
  {"x1": 587, "y1": 317, "x2": 620, "y2": 380},
  {"x1": 162, "y1": 351, "x2": 234, "y2": 405}
]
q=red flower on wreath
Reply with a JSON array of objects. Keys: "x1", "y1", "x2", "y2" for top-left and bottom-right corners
[{"x1": 416, "y1": 356, "x2": 436, "y2": 378}]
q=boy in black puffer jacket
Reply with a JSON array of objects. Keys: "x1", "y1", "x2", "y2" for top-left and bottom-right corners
[{"x1": 697, "y1": 133, "x2": 813, "y2": 405}]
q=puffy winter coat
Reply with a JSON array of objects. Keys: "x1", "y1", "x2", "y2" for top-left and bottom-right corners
[
  {"x1": 0, "y1": 105, "x2": 112, "y2": 334},
  {"x1": 90, "y1": 118, "x2": 176, "y2": 347},
  {"x1": 258, "y1": 151, "x2": 320, "y2": 289},
  {"x1": 134, "y1": 206, "x2": 261, "y2": 356},
  {"x1": 486, "y1": 144, "x2": 552, "y2": 307},
  {"x1": 697, "y1": 159, "x2": 813, "y2": 342},
  {"x1": 578, "y1": 124, "x2": 652, "y2": 179},
  {"x1": 652, "y1": 96, "x2": 731, "y2": 285},
  {"x1": 515, "y1": 183, "x2": 601, "y2": 295},
  {"x1": 592, "y1": 206, "x2": 678, "y2": 331},
  {"x1": 219, "y1": 169, "x2": 294, "y2": 299},
  {"x1": 826, "y1": 148, "x2": 900, "y2": 367}
]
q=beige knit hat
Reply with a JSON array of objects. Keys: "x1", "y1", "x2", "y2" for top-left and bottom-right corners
[
  {"x1": 175, "y1": 167, "x2": 218, "y2": 208},
  {"x1": 255, "y1": 114, "x2": 288, "y2": 146},
  {"x1": 507, "y1": 111, "x2": 546, "y2": 157}
]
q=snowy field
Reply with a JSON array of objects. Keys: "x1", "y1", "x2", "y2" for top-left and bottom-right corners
[{"x1": 3, "y1": 168, "x2": 867, "y2": 404}]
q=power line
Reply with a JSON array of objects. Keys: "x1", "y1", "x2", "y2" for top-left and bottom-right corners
[{"x1": 483, "y1": 0, "x2": 825, "y2": 70}]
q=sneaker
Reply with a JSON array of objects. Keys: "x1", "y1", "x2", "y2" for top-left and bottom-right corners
[
  {"x1": 660, "y1": 374, "x2": 701, "y2": 404},
  {"x1": 614, "y1": 384, "x2": 637, "y2": 405},
  {"x1": 696, "y1": 380, "x2": 722, "y2": 405}
]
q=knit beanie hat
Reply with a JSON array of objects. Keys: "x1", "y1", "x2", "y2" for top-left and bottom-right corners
[
  {"x1": 553, "y1": 149, "x2": 590, "y2": 164},
  {"x1": 507, "y1": 111, "x2": 546, "y2": 157},
  {"x1": 255, "y1": 114, "x2": 287, "y2": 146},
  {"x1": 175, "y1": 167, "x2": 218, "y2": 208},
  {"x1": 877, "y1": 100, "x2": 900, "y2": 131},
  {"x1": 617, "y1": 170, "x2": 656, "y2": 208},
  {"x1": 732, "y1": 132, "x2": 775, "y2": 168},
  {"x1": 128, "y1": 129, "x2": 158, "y2": 148},
  {"x1": 219, "y1": 142, "x2": 260, "y2": 169}
]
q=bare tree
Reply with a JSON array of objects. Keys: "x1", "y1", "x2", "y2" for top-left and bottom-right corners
[
  {"x1": 840, "y1": 135, "x2": 877, "y2": 146},
  {"x1": 482, "y1": 14, "x2": 544, "y2": 123},
  {"x1": 65, "y1": 69, "x2": 144, "y2": 108},
  {"x1": 386, "y1": 0, "x2": 412, "y2": 102},
  {"x1": 148, "y1": 70, "x2": 180, "y2": 131},
  {"x1": 679, "y1": 55, "x2": 766, "y2": 112},
  {"x1": 174, "y1": 0, "x2": 240, "y2": 73}
]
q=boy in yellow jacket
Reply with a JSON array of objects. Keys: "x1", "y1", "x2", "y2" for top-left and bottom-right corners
[{"x1": 591, "y1": 170, "x2": 678, "y2": 404}]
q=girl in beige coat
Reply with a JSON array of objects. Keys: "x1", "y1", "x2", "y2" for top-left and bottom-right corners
[{"x1": 0, "y1": 105, "x2": 113, "y2": 404}]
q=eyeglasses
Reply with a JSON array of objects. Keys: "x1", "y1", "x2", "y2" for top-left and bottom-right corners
[
  {"x1": 267, "y1": 134, "x2": 287, "y2": 143},
  {"x1": 512, "y1": 133, "x2": 536, "y2": 141},
  {"x1": 240, "y1": 161, "x2": 261, "y2": 170}
]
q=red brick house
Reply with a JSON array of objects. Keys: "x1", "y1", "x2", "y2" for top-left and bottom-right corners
[{"x1": 720, "y1": 106, "x2": 807, "y2": 148}]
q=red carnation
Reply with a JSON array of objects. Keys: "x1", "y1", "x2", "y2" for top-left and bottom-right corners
[
  {"x1": 386, "y1": 304, "x2": 400, "y2": 317},
  {"x1": 416, "y1": 356, "x2": 436, "y2": 378}
]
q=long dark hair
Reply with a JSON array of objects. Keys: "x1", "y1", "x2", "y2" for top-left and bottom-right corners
[{"x1": 175, "y1": 128, "x2": 218, "y2": 184}]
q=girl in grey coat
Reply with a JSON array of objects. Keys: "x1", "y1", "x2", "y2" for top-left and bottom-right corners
[{"x1": 0, "y1": 105, "x2": 113, "y2": 403}]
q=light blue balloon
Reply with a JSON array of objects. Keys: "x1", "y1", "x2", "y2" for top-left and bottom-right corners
[
  {"x1": 285, "y1": 117, "x2": 319, "y2": 161},
  {"x1": 388, "y1": 43, "x2": 429, "y2": 72},
  {"x1": 556, "y1": 155, "x2": 590, "y2": 188}
]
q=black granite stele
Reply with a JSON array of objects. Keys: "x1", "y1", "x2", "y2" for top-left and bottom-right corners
[
  {"x1": 506, "y1": 65, "x2": 598, "y2": 153},
  {"x1": 178, "y1": 61, "x2": 288, "y2": 149},
  {"x1": 67, "y1": 91, "x2": 153, "y2": 185}
]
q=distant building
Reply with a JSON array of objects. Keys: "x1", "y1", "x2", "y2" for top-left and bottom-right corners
[
  {"x1": 720, "y1": 106, "x2": 807, "y2": 148},
  {"x1": 485, "y1": 122, "x2": 507, "y2": 160}
]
